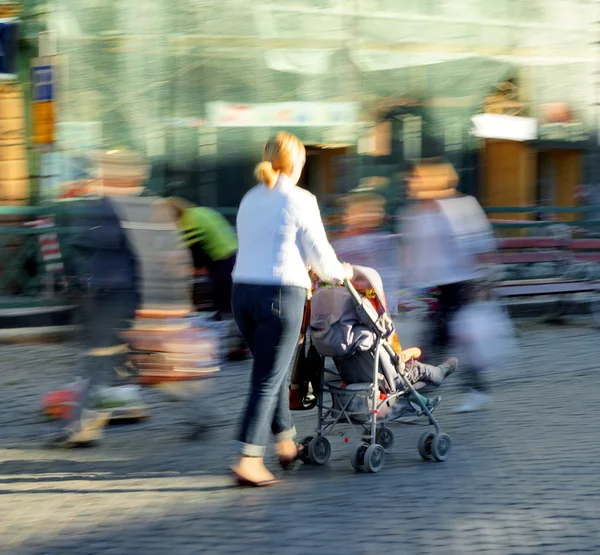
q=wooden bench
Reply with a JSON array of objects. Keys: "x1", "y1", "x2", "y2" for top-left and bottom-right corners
[
  {"x1": 483, "y1": 237, "x2": 571, "y2": 280},
  {"x1": 486, "y1": 236, "x2": 600, "y2": 325}
]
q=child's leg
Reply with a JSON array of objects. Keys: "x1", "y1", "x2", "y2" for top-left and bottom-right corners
[{"x1": 403, "y1": 358, "x2": 458, "y2": 387}]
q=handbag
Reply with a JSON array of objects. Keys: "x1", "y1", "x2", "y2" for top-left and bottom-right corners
[
  {"x1": 450, "y1": 299, "x2": 517, "y2": 369},
  {"x1": 289, "y1": 300, "x2": 321, "y2": 410}
]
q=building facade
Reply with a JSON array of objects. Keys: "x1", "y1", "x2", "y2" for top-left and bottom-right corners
[{"x1": 20, "y1": 0, "x2": 600, "y2": 214}]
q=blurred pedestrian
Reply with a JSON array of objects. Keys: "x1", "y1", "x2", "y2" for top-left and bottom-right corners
[
  {"x1": 231, "y1": 131, "x2": 353, "y2": 487},
  {"x1": 161, "y1": 198, "x2": 237, "y2": 319},
  {"x1": 401, "y1": 158, "x2": 496, "y2": 412},
  {"x1": 160, "y1": 197, "x2": 247, "y2": 359},
  {"x1": 47, "y1": 150, "x2": 146, "y2": 447}
]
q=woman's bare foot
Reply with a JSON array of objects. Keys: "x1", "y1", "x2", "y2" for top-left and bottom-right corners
[{"x1": 232, "y1": 456, "x2": 276, "y2": 485}]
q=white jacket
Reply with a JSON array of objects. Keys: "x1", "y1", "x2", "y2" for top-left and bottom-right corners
[{"x1": 233, "y1": 175, "x2": 345, "y2": 289}]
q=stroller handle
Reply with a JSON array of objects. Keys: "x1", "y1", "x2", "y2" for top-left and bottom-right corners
[
  {"x1": 344, "y1": 279, "x2": 363, "y2": 304},
  {"x1": 344, "y1": 278, "x2": 402, "y2": 367}
]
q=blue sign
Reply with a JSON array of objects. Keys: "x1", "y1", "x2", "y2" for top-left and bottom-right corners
[{"x1": 32, "y1": 64, "x2": 54, "y2": 102}]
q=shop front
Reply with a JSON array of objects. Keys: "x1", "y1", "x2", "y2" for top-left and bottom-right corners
[
  {"x1": 475, "y1": 99, "x2": 590, "y2": 221},
  {"x1": 27, "y1": 0, "x2": 596, "y2": 216},
  {"x1": 534, "y1": 105, "x2": 589, "y2": 221}
]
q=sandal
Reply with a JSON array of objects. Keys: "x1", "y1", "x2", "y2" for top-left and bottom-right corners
[{"x1": 232, "y1": 469, "x2": 280, "y2": 488}]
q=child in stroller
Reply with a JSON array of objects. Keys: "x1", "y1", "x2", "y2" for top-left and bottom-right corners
[
  {"x1": 310, "y1": 266, "x2": 457, "y2": 422},
  {"x1": 298, "y1": 265, "x2": 456, "y2": 472}
]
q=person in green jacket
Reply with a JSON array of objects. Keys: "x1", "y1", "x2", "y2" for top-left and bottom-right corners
[{"x1": 162, "y1": 197, "x2": 238, "y2": 321}]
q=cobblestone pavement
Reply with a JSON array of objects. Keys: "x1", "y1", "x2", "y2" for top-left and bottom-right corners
[{"x1": 0, "y1": 316, "x2": 599, "y2": 555}]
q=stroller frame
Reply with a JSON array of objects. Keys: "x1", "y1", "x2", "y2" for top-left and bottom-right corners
[{"x1": 300, "y1": 280, "x2": 453, "y2": 473}]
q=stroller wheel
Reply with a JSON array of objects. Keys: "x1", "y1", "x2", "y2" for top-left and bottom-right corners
[
  {"x1": 431, "y1": 433, "x2": 452, "y2": 462},
  {"x1": 308, "y1": 436, "x2": 331, "y2": 466},
  {"x1": 418, "y1": 431, "x2": 435, "y2": 461},
  {"x1": 351, "y1": 443, "x2": 369, "y2": 472},
  {"x1": 376, "y1": 427, "x2": 395, "y2": 453},
  {"x1": 299, "y1": 436, "x2": 314, "y2": 464},
  {"x1": 364, "y1": 444, "x2": 386, "y2": 473}
]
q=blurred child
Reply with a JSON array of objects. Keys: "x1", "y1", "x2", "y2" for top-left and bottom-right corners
[{"x1": 332, "y1": 192, "x2": 400, "y2": 317}]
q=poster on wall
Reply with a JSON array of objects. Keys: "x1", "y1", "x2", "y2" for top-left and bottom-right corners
[
  {"x1": 31, "y1": 56, "x2": 56, "y2": 144},
  {"x1": 206, "y1": 102, "x2": 359, "y2": 128}
]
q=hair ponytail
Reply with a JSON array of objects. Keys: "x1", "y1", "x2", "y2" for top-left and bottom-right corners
[
  {"x1": 255, "y1": 132, "x2": 305, "y2": 189},
  {"x1": 254, "y1": 160, "x2": 279, "y2": 189}
]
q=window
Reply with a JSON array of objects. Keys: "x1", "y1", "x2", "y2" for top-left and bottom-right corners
[{"x1": 403, "y1": 115, "x2": 422, "y2": 160}]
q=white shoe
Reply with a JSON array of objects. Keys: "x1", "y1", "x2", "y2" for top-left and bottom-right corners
[
  {"x1": 46, "y1": 410, "x2": 110, "y2": 448},
  {"x1": 93, "y1": 385, "x2": 149, "y2": 421},
  {"x1": 95, "y1": 385, "x2": 144, "y2": 406},
  {"x1": 454, "y1": 390, "x2": 490, "y2": 413}
]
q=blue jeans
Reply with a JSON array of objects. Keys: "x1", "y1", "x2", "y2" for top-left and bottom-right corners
[{"x1": 232, "y1": 283, "x2": 306, "y2": 457}]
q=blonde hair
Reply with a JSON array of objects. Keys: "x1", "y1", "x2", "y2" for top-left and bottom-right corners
[
  {"x1": 407, "y1": 158, "x2": 459, "y2": 200},
  {"x1": 254, "y1": 131, "x2": 306, "y2": 188}
]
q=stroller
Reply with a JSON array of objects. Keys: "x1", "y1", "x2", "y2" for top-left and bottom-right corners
[{"x1": 297, "y1": 266, "x2": 453, "y2": 473}]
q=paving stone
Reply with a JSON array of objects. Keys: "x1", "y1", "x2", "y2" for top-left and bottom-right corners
[{"x1": 0, "y1": 320, "x2": 599, "y2": 554}]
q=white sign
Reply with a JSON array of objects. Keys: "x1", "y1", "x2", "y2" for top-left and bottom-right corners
[
  {"x1": 206, "y1": 102, "x2": 359, "y2": 128},
  {"x1": 471, "y1": 114, "x2": 538, "y2": 142}
]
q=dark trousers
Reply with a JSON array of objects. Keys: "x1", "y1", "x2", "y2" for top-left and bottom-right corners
[
  {"x1": 210, "y1": 254, "x2": 236, "y2": 319},
  {"x1": 71, "y1": 289, "x2": 139, "y2": 422},
  {"x1": 232, "y1": 283, "x2": 306, "y2": 456},
  {"x1": 433, "y1": 281, "x2": 487, "y2": 393},
  {"x1": 434, "y1": 282, "x2": 467, "y2": 349}
]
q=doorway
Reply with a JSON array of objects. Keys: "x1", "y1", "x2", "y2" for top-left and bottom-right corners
[
  {"x1": 536, "y1": 151, "x2": 556, "y2": 220},
  {"x1": 536, "y1": 149, "x2": 581, "y2": 221},
  {"x1": 298, "y1": 145, "x2": 353, "y2": 200}
]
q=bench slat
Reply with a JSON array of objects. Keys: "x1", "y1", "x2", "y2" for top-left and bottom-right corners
[
  {"x1": 496, "y1": 280, "x2": 600, "y2": 297},
  {"x1": 497, "y1": 237, "x2": 567, "y2": 249},
  {"x1": 573, "y1": 253, "x2": 600, "y2": 262},
  {"x1": 494, "y1": 252, "x2": 563, "y2": 264},
  {"x1": 571, "y1": 239, "x2": 600, "y2": 250},
  {"x1": 498, "y1": 278, "x2": 574, "y2": 287}
]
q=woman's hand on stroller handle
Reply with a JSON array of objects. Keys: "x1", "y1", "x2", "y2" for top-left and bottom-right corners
[{"x1": 342, "y1": 263, "x2": 354, "y2": 281}]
